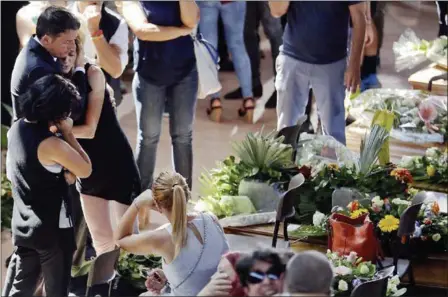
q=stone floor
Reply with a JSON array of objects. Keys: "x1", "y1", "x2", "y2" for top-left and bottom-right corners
[{"x1": 0, "y1": 1, "x2": 444, "y2": 291}]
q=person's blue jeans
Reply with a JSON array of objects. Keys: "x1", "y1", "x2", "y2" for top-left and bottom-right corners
[
  {"x1": 198, "y1": 1, "x2": 253, "y2": 98},
  {"x1": 132, "y1": 67, "x2": 198, "y2": 190},
  {"x1": 275, "y1": 54, "x2": 347, "y2": 145}
]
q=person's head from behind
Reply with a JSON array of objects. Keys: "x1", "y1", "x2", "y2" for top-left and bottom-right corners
[
  {"x1": 36, "y1": 6, "x2": 80, "y2": 58},
  {"x1": 152, "y1": 171, "x2": 191, "y2": 257},
  {"x1": 236, "y1": 249, "x2": 285, "y2": 296},
  {"x1": 19, "y1": 74, "x2": 81, "y2": 128},
  {"x1": 284, "y1": 251, "x2": 334, "y2": 296}
]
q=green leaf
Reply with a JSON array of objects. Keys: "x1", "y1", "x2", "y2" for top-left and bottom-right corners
[{"x1": 1, "y1": 125, "x2": 9, "y2": 150}]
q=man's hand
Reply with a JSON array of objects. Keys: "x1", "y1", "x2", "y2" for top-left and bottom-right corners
[
  {"x1": 364, "y1": 23, "x2": 376, "y2": 47},
  {"x1": 84, "y1": 4, "x2": 102, "y2": 35},
  {"x1": 344, "y1": 64, "x2": 361, "y2": 93}
]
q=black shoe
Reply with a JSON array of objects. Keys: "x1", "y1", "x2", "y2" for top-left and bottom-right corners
[
  {"x1": 219, "y1": 59, "x2": 235, "y2": 72},
  {"x1": 265, "y1": 92, "x2": 277, "y2": 109},
  {"x1": 224, "y1": 85, "x2": 263, "y2": 100},
  {"x1": 346, "y1": 114, "x2": 357, "y2": 126}
]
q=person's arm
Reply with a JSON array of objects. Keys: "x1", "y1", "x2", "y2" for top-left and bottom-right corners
[
  {"x1": 71, "y1": 65, "x2": 105, "y2": 139},
  {"x1": 197, "y1": 271, "x2": 233, "y2": 296},
  {"x1": 84, "y1": 5, "x2": 126, "y2": 78},
  {"x1": 102, "y1": 19, "x2": 129, "y2": 76},
  {"x1": 346, "y1": 2, "x2": 367, "y2": 92},
  {"x1": 121, "y1": 1, "x2": 192, "y2": 42},
  {"x1": 16, "y1": 7, "x2": 35, "y2": 48},
  {"x1": 114, "y1": 190, "x2": 168, "y2": 256},
  {"x1": 269, "y1": 1, "x2": 290, "y2": 18},
  {"x1": 179, "y1": 0, "x2": 200, "y2": 29},
  {"x1": 38, "y1": 119, "x2": 92, "y2": 178},
  {"x1": 364, "y1": 1, "x2": 375, "y2": 47}
]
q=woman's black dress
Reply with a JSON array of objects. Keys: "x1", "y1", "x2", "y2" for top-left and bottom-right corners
[{"x1": 74, "y1": 63, "x2": 141, "y2": 205}]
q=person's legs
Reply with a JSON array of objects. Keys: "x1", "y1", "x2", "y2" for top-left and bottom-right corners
[
  {"x1": 310, "y1": 58, "x2": 347, "y2": 145},
  {"x1": 220, "y1": 1, "x2": 253, "y2": 99},
  {"x1": 260, "y1": 2, "x2": 283, "y2": 77},
  {"x1": 361, "y1": 22, "x2": 381, "y2": 92},
  {"x1": 436, "y1": 1, "x2": 448, "y2": 37},
  {"x1": 224, "y1": 1, "x2": 263, "y2": 100},
  {"x1": 80, "y1": 195, "x2": 115, "y2": 255},
  {"x1": 8, "y1": 247, "x2": 40, "y2": 297},
  {"x1": 260, "y1": 1, "x2": 284, "y2": 108},
  {"x1": 276, "y1": 54, "x2": 311, "y2": 130},
  {"x1": 167, "y1": 67, "x2": 198, "y2": 190},
  {"x1": 132, "y1": 73, "x2": 166, "y2": 190}
]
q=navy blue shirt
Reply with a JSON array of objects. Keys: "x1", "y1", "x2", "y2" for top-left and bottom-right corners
[
  {"x1": 134, "y1": 1, "x2": 196, "y2": 86},
  {"x1": 282, "y1": 1, "x2": 361, "y2": 64}
]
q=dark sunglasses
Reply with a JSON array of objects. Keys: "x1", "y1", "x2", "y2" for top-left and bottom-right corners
[{"x1": 247, "y1": 270, "x2": 280, "y2": 284}]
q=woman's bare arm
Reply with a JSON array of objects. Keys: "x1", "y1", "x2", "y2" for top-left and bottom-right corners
[
  {"x1": 114, "y1": 190, "x2": 170, "y2": 257},
  {"x1": 179, "y1": 0, "x2": 200, "y2": 29},
  {"x1": 71, "y1": 65, "x2": 105, "y2": 139},
  {"x1": 121, "y1": 1, "x2": 192, "y2": 42},
  {"x1": 38, "y1": 135, "x2": 92, "y2": 178}
]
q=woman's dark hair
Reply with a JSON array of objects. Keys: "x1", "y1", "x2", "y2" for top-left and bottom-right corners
[
  {"x1": 36, "y1": 6, "x2": 80, "y2": 38},
  {"x1": 235, "y1": 249, "x2": 286, "y2": 287},
  {"x1": 18, "y1": 74, "x2": 81, "y2": 123}
]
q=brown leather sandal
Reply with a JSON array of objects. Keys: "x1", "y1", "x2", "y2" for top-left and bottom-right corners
[
  {"x1": 238, "y1": 97, "x2": 255, "y2": 124},
  {"x1": 207, "y1": 98, "x2": 223, "y2": 123}
]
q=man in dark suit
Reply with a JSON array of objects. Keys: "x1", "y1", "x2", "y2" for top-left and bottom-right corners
[{"x1": 10, "y1": 5, "x2": 86, "y2": 121}]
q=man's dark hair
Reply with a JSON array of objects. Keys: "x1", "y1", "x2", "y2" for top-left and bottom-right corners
[
  {"x1": 36, "y1": 6, "x2": 80, "y2": 39},
  {"x1": 19, "y1": 74, "x2": 81, "y2": 123},
  {"x1": 235, "y1": 249, "x2": 286, "y2": 287}
]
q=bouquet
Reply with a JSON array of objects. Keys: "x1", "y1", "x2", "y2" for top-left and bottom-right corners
[
  {"x1": 399, "y1": 147, "x2": 448, "y2": 185},
  {"x1": 326, "y1": 250, "x2": 406, "y2": 296},
  {"x1": 414, "y1": 200, "x2": 448, "y2": 249},
  {"x1": 393, "y1": 28, "x2": 448, "y2": 72}
]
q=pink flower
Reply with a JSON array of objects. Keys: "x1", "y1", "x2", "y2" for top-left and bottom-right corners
[
  {"x1": 418, "y1": 100, "x2": 438, "y2": 123},
  {"x1": 418, "y1": 100, "x2": 439, "y2": 133}
]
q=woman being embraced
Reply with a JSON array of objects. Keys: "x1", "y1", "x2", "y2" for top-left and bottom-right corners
[
  {"x1": 114, "y1": 171, "x2": 230, "y2": 296},
  {"x1": 60, "y1": 35, "x2": 141, "y2": 263},
  {"x1": 5, "y1": 74, "x2": 91, "y2": 296}
]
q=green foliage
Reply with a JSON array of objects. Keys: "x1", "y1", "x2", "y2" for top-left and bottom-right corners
[
  {"x1": 232, "y1": 129, "x2": 293, "y2": 180},
  {"x1": 1, "y1": 174, "x2": 13, "y2": 230},
  {"x1": 117, "y1": 251, "x2": 162, "y2": 290}
]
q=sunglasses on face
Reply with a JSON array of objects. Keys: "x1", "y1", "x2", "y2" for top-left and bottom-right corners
[{"x1": 247, "y1": 270, "x2": 280, "y2": 284}]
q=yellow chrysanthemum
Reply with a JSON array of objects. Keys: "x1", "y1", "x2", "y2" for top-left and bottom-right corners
[
  {"x1": 378, "y1": 215, "x2": 400, "y2": 233},
  {"x1": 327, "y1": 163, "x2": 340, "y2": 171},
  {"x1": 350, "y1": 208, "x2": 369, "y2": 219}
]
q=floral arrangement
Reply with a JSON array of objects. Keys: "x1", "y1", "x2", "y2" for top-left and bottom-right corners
[
  {"x1": 292, "y1": 163, "x2": 412, "y2": 224},
  {"x1": 195, "y1": 129, "x2": 294, "y2": 218},
  {"x1": 351, "y1": 89, "x2": 447, "y2": 140},
  {"x1": 400, "y1": 147, "x2": 448, "y2": 186},
  {"x1": 326, "y1": 250, "x2": 406, "y2": 297},
  {"x1": 414, "y1": 200, "x2": 448, "y2": 251}
]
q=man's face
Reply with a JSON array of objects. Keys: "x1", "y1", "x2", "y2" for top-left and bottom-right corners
[
  {"x1": 244, "y1": 260, "x2": 284, "y2": 297},
  {"x1": 41, "y1": 30, "x2": 78, "y2": 58}
]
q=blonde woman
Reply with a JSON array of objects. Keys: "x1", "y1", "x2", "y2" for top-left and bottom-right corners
[
  {"x1": 115, "y1": 172, "x2": 230, "y2": 296},
  {"x1": 16, "y1": 1, "x2": 68, "y2": 48}
]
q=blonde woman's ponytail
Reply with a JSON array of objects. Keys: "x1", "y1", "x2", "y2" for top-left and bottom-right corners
[{"x1": 171, "y1": 185, "x2": 187, "y2": 257}]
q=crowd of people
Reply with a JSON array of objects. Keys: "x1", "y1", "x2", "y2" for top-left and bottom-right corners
[{"x1": 2, "y1": 1, "x2": 446, "y2": 296}]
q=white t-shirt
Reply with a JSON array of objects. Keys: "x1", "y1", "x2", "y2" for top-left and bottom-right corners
[{"x1": 69, "y1": 3, "x2": 129, "y2": 73}]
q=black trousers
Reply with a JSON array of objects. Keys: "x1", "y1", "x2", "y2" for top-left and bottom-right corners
[
  {"x1": 4, "y1": 228, "x2": 75, "y2": 297},
  {"x1": 436, "y1": 1, "x2": 448, "y2": 37},
  {"x1": 244, "y1": 1, "x2": 283, "y2": 87}
]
